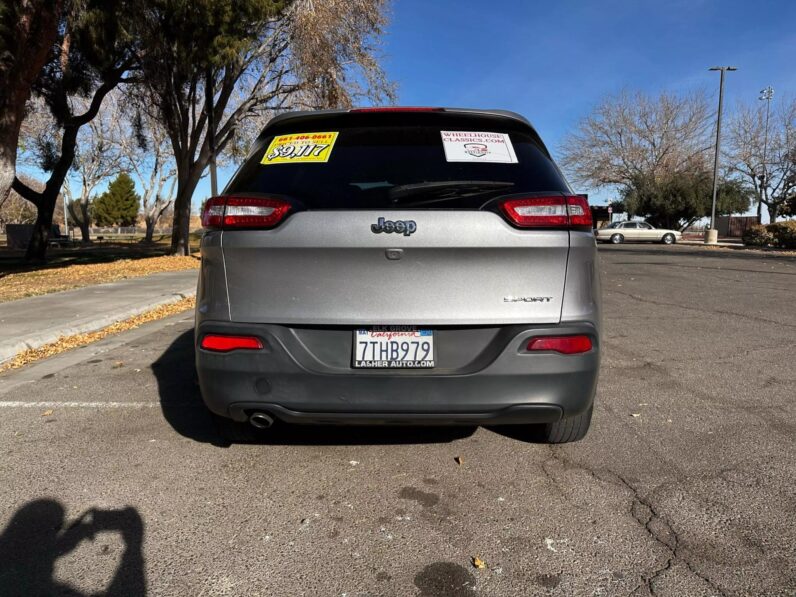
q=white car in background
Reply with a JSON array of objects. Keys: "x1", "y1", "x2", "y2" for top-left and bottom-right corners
[{"x1": 595, "y1": 221, "x2": 681, "y2": 245}]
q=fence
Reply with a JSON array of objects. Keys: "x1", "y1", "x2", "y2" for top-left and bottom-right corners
[{"x1": 716, "y1": 216, "x2": 758, "y2": 238}]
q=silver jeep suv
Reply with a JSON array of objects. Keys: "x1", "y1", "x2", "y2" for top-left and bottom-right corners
[{"x1": 195, "y1": 107, "x2": 601, "y2": 442}]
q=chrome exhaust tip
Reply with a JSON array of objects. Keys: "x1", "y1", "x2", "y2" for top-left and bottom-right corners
[{"x1": 249, "y1": 412, "x2": 274, "y2": 429}]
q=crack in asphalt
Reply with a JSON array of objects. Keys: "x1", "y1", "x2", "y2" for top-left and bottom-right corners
[
  {"x1": 613, "y1": 471, "x2": 726, "y2": 597},
  {"x1": 606, "y1": 288, "x2": 796, "y2": 330},
  {"x1": 603, "y1": 341, "x2": 796, "y2": 438},
  {"x1": 545, "y1": 447, "x2": 727, "y2": 597}
]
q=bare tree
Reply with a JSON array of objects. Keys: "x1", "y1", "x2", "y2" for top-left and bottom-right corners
[
  {"x1": 118, "y1": 107, "x2": 176, "y2": 243},
  {"x1": 0, "y1": 181, "x2": 37, "y2": 227},
  {"x1": 726, "y1": 99, "x2": 796, "y2": 222},
  {"x1": 60, "y1": 96, "x2": 125, "y2": 242},
  {"x1": 132, "y1": 0, "x2": 395, "y2": 255},
  {"x1": 0, "y1": 175, "x2": 64, "y2": 229},
  {"x1": 10, "y1": 1, "x2": 136, "y2": 261},
  {"x1": 559, "y1": 90, "x2": 713, "y2": 189}
]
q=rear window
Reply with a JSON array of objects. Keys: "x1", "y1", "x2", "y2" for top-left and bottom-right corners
[{"x1": 225, "y1": 112, "x2": 571, "y2": 209}]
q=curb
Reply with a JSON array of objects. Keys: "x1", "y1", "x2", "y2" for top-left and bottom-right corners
[
  {"x1": 679, "y1": 240, "x2": 744, "y2": 247},
  {"x1": 679, "y1": 240, "x2": 795, "y2": 254},
  {"x1": 0, "y1": 311, "x2": 194, "y2": 396},
  {"x1": 0, "y1": 288, "x2": 195, "y2": 365}
]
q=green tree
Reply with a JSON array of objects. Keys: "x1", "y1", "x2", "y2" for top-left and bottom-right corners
[
  {"x1": 130, "y1": 0, "x2": 394, "y2": 255},
  {"x1": 92, "y1": 173, "x2": 140, "y2": 227},
  {"x1": 618, "y1": 169, "x2": 752, "y2": 230},
  {"x1": 10, "y1": 0, "x2": 136, "y2": 261}
]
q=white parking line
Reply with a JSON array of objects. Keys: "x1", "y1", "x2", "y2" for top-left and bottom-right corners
[{"x1": 0, "y1": 401, "x2": 162, "y2": 408}]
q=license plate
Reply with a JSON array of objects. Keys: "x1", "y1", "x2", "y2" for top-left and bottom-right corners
[{"x1": 353, "y1": 327, "x2": 434, "y2": 368}]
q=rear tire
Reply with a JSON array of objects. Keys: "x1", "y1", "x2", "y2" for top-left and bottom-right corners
[
  {"x1": 538, "y1": 405, "x2": 593, "y2": 443},
  {"x1": 662, "y1": 233, "x2": 675, "y2": 245},
  {"x1": 211, "y1": 413, "x2": 260, "y2": 443},
  {"x1": 610, "y1": 234, "x2": 624, "y2": 244}
]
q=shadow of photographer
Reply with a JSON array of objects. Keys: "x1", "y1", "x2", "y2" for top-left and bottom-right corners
[{"x1": 0, "y1": 499, "x2": 145, "y2": 596}]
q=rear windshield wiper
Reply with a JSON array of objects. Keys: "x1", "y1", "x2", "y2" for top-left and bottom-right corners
[{"x1": 388, "y1": 180, "x2": 515, "y2": 205}]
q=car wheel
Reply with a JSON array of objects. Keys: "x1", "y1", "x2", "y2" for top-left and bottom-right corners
[
  {"x1": 538, "y1": 405, "x2": 593, "y2": 443},
  {"x1": 610, "y1": 234, "x2": 624, "y2": 244},
  {"x1": 211, "y1": 412, "x2": 260, "y2": 443},
  {"x1": 662, "y1": 233, "x2": 675, "y2": 245}
]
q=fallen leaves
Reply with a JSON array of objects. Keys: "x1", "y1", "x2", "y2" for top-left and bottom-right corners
[
  {"x1": 41, "y1": 409, "x2": 53, "y2": 417},
  {"x1": 0, "y1": 296, "x2": 195, "y2": 373},
  {"x1": 0, "y1": 255, "x2": 199, "y2": 303},
  {"x1": 471, "y1": 556, "x2": 486, "y2": 569},
  {"x1": 454, "y1": 456, "x2": 463, "y2": 465}
]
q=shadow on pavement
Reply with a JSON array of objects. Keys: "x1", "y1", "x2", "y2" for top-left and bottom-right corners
[
  {"x1": 153, "y1": 331, "x2": 476, "y2": 446},
  {"x1": 244, "y1": 423, "x2": 476, "y2": 446},
  {"x1": 485, "y1": 425, "x2": 556, "y2": 444},
  {"x1": 0, "y1": 499, "x2": 146, "y2": 596},
  {"x1": 151, "y1": 330, "x2": 223, "y2": 446}
]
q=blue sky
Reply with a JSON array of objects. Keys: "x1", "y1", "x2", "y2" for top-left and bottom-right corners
[
  {"x1": 381, "y1": 0, "x2": 796, "y2": 205},
  {"x1": 197, "y1": 0, "x2": 796, "y2": 207},
  {"x1": 41, "y1": 0, "x2": 794, "y2": 212}
]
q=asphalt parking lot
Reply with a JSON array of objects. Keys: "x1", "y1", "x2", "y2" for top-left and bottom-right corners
[{"x1": 1, "y1": 244, "x2": 794, "y2": 596}]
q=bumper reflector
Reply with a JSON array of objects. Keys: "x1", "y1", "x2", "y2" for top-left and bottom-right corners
[
  {"x1": 200, "y1": 334, "x2": 264, "y2": 352},
  {"x1": 527, "y1": 335, "x2": 592, "y2": 355}
]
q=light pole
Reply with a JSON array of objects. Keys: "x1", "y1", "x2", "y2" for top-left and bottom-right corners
[
  {"x1": 758, "y1": 86, "x2": 774, "y2": 223},
  {"x1": 706, "y1": 66, "x2": 737, "y2": 245},
  {"x1": 63, "y1": 195, "x2": 70, "y2": 238}
]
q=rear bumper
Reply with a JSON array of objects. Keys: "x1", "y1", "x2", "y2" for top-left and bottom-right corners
[{"x1": 195, "y1": 321, "x2": 600, "y2": 425}]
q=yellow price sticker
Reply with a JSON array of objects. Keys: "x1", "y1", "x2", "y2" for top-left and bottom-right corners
[{"x1": 261, "y1": 131, "x2": 339, "y2": 165}]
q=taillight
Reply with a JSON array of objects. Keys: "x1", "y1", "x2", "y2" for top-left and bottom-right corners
[
  {"x1": 526, "y1": 335, "x2": 593, "y2": 355},
  {"x1": 500, "y1": 195, "x2": 592, "y2": 229},
  {"x1": 201, "y1": 196, "x2": 291, "y2": 230},
  {"x1": 200, "y1": 334, "x2": 264, "y2": 352},
  {"x1": 566, "y1": 195, "x2": 592, "y2": 227},
  {"x1": 201, "y1": 197, "x2": 225, "y2": 228},
  {"x1": 500, "y1": 197, "x2": 568, "y2": 227}
]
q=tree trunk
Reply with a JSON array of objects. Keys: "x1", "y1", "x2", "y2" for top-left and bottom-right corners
[
  {"x1": 169, "y1": 164, "x2": 204, "y2": 256},
  {"x1": 144, "y1": 217, "x2": 155, "y2": 243},
  {"x1": 170, "y1": 187, "x2": 192, "y2": 256},
  {"x1": 768, "y1": 204, "x2": 779, "y2": 223},
  {"x1": 26, "y1": 192, "x2": 59, "y2": 262},
  {"x1": 0, "y1": 148, "x2": 17, "y2": 208},
  {"x1": 24, "y1": 174, "x2": 73, "y2": 261},
  {"x1": 78, "y1": 220, "x2": 91, "y2": 243},
  {"x1": 67, "y1": 199, "x2": 92, "y2": 243},
  {"x1": 0, "y1": 1, "x2": 62, "y2": 204}
]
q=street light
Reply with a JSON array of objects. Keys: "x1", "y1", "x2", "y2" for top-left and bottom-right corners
[
  {"x1": 705, "y1": 66, "x2": 737, "y2": 245},
  {"x1": 758, "y1": 86, "x2": 774, "y2": 223}
]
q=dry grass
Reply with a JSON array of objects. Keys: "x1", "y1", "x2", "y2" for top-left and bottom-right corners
[
  {"x1": 0, "y1": 296, "x2": 195, "y2": 372},
  {"x1": 0, "y1": 255, "x2": 200, "y2": 303}
]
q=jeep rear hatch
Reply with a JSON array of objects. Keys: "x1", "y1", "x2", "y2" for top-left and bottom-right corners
[{"x1": 211, "y1": 110, "x2": 587, "y2": 325}]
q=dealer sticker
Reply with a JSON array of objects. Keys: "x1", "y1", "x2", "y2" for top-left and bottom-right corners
[
  {"x1": 440, "y1": 131, "x2": 518, "y2": 163},
  {"x1": 261, "y1": 131, "x2": 338, "y2": 165}
]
